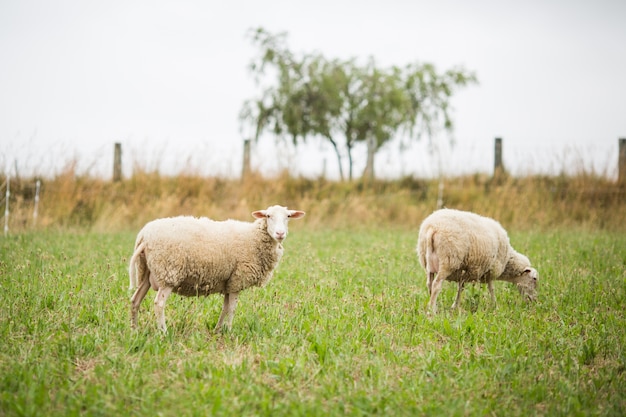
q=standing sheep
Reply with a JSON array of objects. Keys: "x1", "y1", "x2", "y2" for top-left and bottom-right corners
[
  {"x1": 129, "y1": 205, "x2": 305, "y2": 333},
  {"x1": 416, "y1": 208, "x2": 538, "y2": 313}
]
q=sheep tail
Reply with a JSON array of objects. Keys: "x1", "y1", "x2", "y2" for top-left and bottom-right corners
[
  {"x1": 128, "y1": 239, "x2": 147, "y2": 290},
  {"x1": 424, "y1": 227, "x2": 438, "y2": 273}
]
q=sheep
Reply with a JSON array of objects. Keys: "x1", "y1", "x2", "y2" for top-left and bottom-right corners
[
  {"x1": 416, "y1": 208, "x2": 538, "y2": 313},
  {"x1": 129, "y1": 205, "x2": 305, "y2": 333}
]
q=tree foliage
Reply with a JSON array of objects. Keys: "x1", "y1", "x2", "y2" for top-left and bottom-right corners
[{"x1": 240, "y1": 27, "x2": 477, "y2": 181}]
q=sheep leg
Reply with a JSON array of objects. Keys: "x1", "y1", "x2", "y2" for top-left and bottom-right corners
[
  {"x1": 154, "y1": 286, "x2": 173, "y2": 333},
  {"x1": 428, "y1": 271, "x2": 449, "y2": 314},
  {"x1": 215, "y1": 293, "x2": 230, "y2": 332},
  {"x1": 426, "y1": 272, "x2": 435, "y2": 295},
  {"x1": 224, "y1": 292, "x2": 240, "y2": 330},
  {"x1": 130, "y1": 277, "x2": 151, "y2": 329},
  {"x1": 451, "y1": 281, "x2": 464, "y2": 309},
  {"x1": 487, "y1": 281, "x2": 497, "y2": 306},
  {"x1": 215, "y1": 292, "x2": 240, "y2": 332}
]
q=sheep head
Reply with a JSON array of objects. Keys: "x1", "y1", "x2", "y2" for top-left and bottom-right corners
[
  {"x1": 502, "y1": 251, "x2": 538, "y2": 301},
  {"x1": 252, "y1": 205, "x2": 305, "y2": 243},
  {"x1": 514, "y1": 267, "x2": 538, "y2": 301}
]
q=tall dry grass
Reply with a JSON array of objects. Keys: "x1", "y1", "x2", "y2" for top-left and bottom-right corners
[{"x1": 3, "y1": 164, "x2": 625, "y2": 233}]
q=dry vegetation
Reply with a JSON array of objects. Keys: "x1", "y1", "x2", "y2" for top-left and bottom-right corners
[{"x1": 3, "y1": 164, "x2": 626, "y2": 233}]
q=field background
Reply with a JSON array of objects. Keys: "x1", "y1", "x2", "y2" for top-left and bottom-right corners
[{"x1": 1, "y1": 170, "x2": 625, "y2": 416}]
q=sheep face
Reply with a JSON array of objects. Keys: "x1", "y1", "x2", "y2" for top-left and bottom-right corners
[
  {"x1": 502, "y1": 252, "x2": 538, "y2": 302},
  {"x1": 514, "y1": 267, "x2": 538, "y2": 301},
  {"x1": 252, "y1": 205, "x2": 306, "y2": 243}
]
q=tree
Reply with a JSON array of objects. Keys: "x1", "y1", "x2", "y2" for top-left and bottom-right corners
[
  {"x1": 354, "y1": 61, "x2": 409, "y2": 181},
  {"x1": 401, "y1": 62, "x2": 477, "y2": 142},
  {"x1": 240, "y1": 27, "x2": 477, "y2": 181},
  {"x1": 241, "y1": 28, "x2": 354, "y2": 179}
]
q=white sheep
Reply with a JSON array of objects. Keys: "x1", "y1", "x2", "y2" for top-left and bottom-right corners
[
  {"x1": 129, "y1": 205, "x2": 305, "y2": 333},
  {"x1": 416, "y1": 208, "x2": 538, "y2": 313}
]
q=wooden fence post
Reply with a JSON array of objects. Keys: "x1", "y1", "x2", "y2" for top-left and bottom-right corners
[
  {"x1": 33, "y1": 180, "x2": 41, "y2": 226},
  {"x1": 617, "y1": 138, "x2": 626, "y2": 184},
  {"x1": 3, "y1": 174, "x2": 9, "y2": 236},
  {"x1": 494, "y1": 137, "x2": 504, "y2": 177},
  {"x1": 242, "y1": 139, "x2": 251, "y2": 179},
  {"x1": 113, "y1": 143, "x2": 122, "y2": 182}
]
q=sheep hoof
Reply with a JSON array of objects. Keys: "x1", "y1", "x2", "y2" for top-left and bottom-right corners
[{"x1": 214, "y1": 324, "x2": 231, "y2": 334}]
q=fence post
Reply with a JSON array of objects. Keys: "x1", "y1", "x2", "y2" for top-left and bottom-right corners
[
  {"x1": 3, "y1": 173, "x2": 9, "y2": 236},
  {"x1": 494, "y1": 137, "x2": 503, "y2": 176},
  {"x1": 33, "y1": 179, "x2": 41, "y2": 226},
  {"x1": 242, "y1": 139, "x2": 251, "y2": 179},
  {"x1": 113, "y1": 142, "x2": 122, "y2": 182},
  {"x1": 617, "y1": 138, "x2": 626, "y2": 184}
]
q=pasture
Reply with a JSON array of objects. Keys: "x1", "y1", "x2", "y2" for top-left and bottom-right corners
[{"x1": 0, "y1": 227, "x2": 625, "y2": 416}]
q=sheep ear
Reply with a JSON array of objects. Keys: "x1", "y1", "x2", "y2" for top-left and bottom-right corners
[
  {"x1": 288, "y1": 210, "x2": 306, "y2": 219},
  {"x1": 251, "y1": 210, "x2": 267, "y2": 219}
]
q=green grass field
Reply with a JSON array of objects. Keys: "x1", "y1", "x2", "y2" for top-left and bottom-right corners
[{"x1": 1, "y1": 227, "x2": 625, "y2": 416}]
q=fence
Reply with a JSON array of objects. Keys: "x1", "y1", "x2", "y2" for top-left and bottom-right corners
[
  {"x1": 2, "y1": 138, "x2": 625, "y2": 234},
  {"x1": 108, "y1": 138, "x2": 626, "y2": 182},
  {"x1": 617, "y1": 138, "x2": 626, "y2": 183},
  {"x1": 1, "y1": 175, "x2": 8, "y2": 236},
  {"x1": 242, "y1": 137, "x2": 626, "y2": 181},
  {"x1": 1, "y1": 175, "x2": 41, "y2": 236}
]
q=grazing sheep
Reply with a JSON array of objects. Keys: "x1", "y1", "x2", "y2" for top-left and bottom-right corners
[
  {"x1": 129, "y1": 205, "x2": 305, "y2": 333},
  {"x1": 416, "y1": 208, "x2": 538, "y2": 313}
]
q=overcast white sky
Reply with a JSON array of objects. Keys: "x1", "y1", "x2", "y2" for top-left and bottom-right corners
[{"x1": 1, "y1": 0, "x2": 625, "y2": 179}]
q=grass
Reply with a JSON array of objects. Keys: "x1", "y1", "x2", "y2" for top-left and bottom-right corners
[{"x1": 1, "y1": 227, "x2": 625, "y2": 416}]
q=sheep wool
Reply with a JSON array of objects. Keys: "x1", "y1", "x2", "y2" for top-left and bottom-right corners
[
  {"x1": 129, "y1": 205, "x2": 305, "y2": 333},
  {"x1": 416, "y1": 208, "x2": 538, "y2": 313}
]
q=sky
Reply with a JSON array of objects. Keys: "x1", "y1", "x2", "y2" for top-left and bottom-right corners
[{"x1": 1, "y1": 0, "x2": 625, "y2": 180}]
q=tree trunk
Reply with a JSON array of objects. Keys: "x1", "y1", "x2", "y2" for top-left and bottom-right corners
[
  {"x1": 362, "y1": 136, "x2": 376, "y2": 182},
  {"x1": 327, "y1": 136, "x2": 344, "y2": 181},
  {"x1": 347, "y1": 144, "x2": 354, "y2": 181}
]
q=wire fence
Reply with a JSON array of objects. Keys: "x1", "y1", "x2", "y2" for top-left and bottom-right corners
[
  {"x1": 1, "y1": 176, "x2": 9, "y2": 236},
  {"x1": 1, "y1": 175, "x2": 41, "y2": 235},
  {"x1": 1, "y1": 138, "x2": 625, "y2": 234},
  {"x1": 3, "y1": 137, "x2": 625, "y2": 181}
]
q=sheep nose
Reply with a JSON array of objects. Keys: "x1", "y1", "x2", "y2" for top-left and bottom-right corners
[{"x1": 275, "y1": 231, "x2": 285, "y2": 240}]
